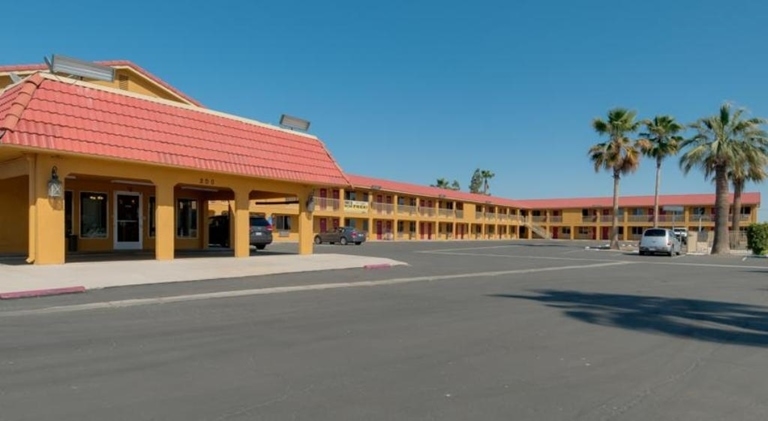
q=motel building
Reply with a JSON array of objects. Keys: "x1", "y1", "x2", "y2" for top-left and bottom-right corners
[{"x1": 0, "y1": 58, "x2": 761, "y2": 265}]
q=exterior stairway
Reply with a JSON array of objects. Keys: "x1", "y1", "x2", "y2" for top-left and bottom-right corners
[{"x1": 523, "y1": 217, "x2": 552, "y2": 240}]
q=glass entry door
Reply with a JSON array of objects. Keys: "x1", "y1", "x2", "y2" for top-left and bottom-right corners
[{"x1": 114, "y1": 192, "x2": 142, "y2": 250}]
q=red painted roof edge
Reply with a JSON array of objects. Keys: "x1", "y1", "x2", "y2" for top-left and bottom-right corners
[
  {"x1": 346, "y1": 174, "x2": 761, "y2": 209},
  {"x1": 315, "y1": 138, "x2": 352, "y2": 187},
  {"x1": 0, "y1": 60, "x2": 203, "y2": 107},
  {"x1": 0, "y1": 73, "x2": 43, "y2": 132}
]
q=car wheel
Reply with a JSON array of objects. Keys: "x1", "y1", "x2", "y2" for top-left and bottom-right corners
[
  {"x1": 314, "y1": 236, "x2": 322, "y2": 245},
  {"x1": 340, "y1": 237, "x2": 348, "y2": 245},
  {"x1": 355, "y1": 242, "x2": 362, "y2": 245},
  {"x1": 256, "y1": 245, "x2": 266, "y2": 250}
]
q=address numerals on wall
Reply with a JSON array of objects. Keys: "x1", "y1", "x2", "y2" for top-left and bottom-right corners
[{"x1": 199, "y1": 178, "x2": 215, "y2": 186}]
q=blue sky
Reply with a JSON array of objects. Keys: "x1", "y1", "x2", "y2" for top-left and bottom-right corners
[{"x1": 4, "y1": 0, "x2": 768, "y2": 215}]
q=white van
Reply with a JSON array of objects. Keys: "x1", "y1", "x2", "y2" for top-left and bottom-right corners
[{"x1": 639, "y1": 228, "x2": 682, "y2": 256}]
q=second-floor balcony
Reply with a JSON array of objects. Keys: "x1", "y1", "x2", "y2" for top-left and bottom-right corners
[
  {"x1": 627, "y1": 215, "x2": 652, "y2": 222},
  {"x1": 530, "y1": 215, "x2": 547, "y2": 223},
  {"x1": 600, "y1": 215, "x2": 615, "y2": 223},
  {"x1": 397, "y1": 205, "x2": 418, "y2": 216},
  {"x1": 317, "y1": 198, "x2": 341, "y2": 212},
  {"x1": 475, "y1": 211, "x2": 485, "y2": 220},
  {"x1": 371, "y1": 202, "x2": 394, "y2": 215},
  {"x1": 581, "y1": 215, "x2": 598, "y2": 223},
  {"x1": 549, "y1": 216, "x2": 563, "y2": 223},
  {"x1": 420, "y1": 207, "x2": 436, "y2": 218},
  {"x1": 455, "y1": 209, "x2": 465, "y2": 219},
  {"x1": 438, "y1": 208, "x2": 455, "y2": 218}
]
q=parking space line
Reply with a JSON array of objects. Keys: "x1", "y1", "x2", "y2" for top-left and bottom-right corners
[
  {"x1": 415, "y1": 245, "x2": 517, "y2": 253},
  {"x1": 0, "y1": 261, "x2": 632, "y2": 318}
]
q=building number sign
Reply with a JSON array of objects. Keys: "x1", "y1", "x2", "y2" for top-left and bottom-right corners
[{"x1": 199, "y1": 178, "x2": 215, "y2": 186}]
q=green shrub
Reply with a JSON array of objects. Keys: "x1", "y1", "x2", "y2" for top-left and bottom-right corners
[{"x1": 746, "y1": 223, "x2": 768, "y2": 255}]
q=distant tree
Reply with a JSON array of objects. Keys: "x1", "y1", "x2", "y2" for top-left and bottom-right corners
[
  {"x1": 450, "y1": 180, "x2": 461, "y2": 191},
  {"x1": 679, "y1": 102, "x2": 768, "y2": 254},
  {"x1": 729, "y1": 151, "x2": 767, "y2": 248},
  {"x1": 431, "y1": 178, "x2": 450, "y2": 189},
  {"x1": 469, "y1": 169, "x2": 483, "y2": 193},
  {"x1": 639, "y1": 115, "x2": 684, "y2": 227},
  {"x1": 480, "y1": 170, "x2": 495, "y2": 195},
  {"x1": 588, "y1": 107, "x2": 644, "y2": 250}
]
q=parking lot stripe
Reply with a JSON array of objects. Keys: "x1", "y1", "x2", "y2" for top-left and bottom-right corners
[{"x1": 0, "y1": 261, "x2": 632, "y2": 318}]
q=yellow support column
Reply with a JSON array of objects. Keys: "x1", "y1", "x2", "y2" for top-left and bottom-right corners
[
  {"x1": 233, "y1": 189, "x2": 250, "y2": 258},
  {"x1": 26, "y1": 155, "x2": 37, "y2": 264},
  {"x1": 154, "y1": 180, "x2": 175, "y2": 261},
  {"x1": 32, "y1": 157, "x2": 66, "y2": 265},
  {"x1": 298, "y1": 189, "x2": 313, "y2": 255}
]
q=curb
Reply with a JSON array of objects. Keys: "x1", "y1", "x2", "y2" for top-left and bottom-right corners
[
  {"x1": 0, "y1": 286, "x2": 86, "y2": 300},
  {"x1": 363, "y1": 263, "x2": 392, "y2": 270}
]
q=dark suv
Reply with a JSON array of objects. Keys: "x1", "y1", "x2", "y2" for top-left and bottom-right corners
[{"x1": 208, "y1": 215, "x2": 273, "y2": 250}]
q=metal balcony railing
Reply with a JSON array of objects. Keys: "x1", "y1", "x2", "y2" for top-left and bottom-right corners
[
  {"x1": 438, "y1": 209, "x2": 455, "y2": 218},
  {"x1": 475, "y1": 212, "x2": 485, "y2": 220},
  {"x1": 398, "y1": 205, "x2": 418, "y2": 216},
  {"x1": 420, "y1": 208, "x2": 436, "y2": 217},
  {"x1": 531, "y1": 215, "x2": 547, "y2": 223},
  {"x1": 455, "y1": 210, "x2": 464, "y2": 219},
  {"x1": 549, "y1": 216, "x2": 563, "y2": 223},
  {"x1": 372, "y1": 202, "x2": 394, "y2": 214},
  {"x1": 600, "y1": 215, "x2": 615, "y2": 223},
  {"x1": 627, "y1": 215, "x2": 651, "y2": 222},
  {"x1": 317, "y1": 198, "x2": 341, "y2": 211},
  {"x1": 581, "y1": 215, "x2": 598, "y2": 223}
]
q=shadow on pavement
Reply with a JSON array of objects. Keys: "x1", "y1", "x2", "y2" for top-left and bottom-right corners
[{"x1": 490, "y1": 290, "x2": 768, "y2": 347}]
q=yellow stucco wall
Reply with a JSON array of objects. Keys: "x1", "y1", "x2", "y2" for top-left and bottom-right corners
[{"x1": 0, "y1": 175, "x2": 29, "y2": 253}]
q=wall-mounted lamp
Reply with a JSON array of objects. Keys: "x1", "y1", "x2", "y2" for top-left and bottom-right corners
[
  {"x1": 306, "y1": 192, "x2": 316, "y2": 213},
  {"x1": 48, "y1": 166, "x2": 63, "y2": 199}
]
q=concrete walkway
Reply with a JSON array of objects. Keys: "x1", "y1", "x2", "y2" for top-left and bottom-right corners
[{"x1": 0, "y1": 254, "x2": 407, "y2": 297}]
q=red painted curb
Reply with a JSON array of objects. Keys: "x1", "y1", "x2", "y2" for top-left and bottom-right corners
[
  {"x1": 0, "y1": 286, "x2": 86, "y2": 300},
  {"x1": 363, "y1": 264, "x2": 392, "y2": 270}
]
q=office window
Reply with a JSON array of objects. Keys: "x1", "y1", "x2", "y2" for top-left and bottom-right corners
[
  {"x1": 582, "y1": 209, "x2": 590, "y2": 216},
  {"x1": 80, "y1": 192, "x2": 108, "y2": 238},
  {"x1": 397, "y1": 220, "x2": 404, "y2": 232},
  {"x1": 363, "y1": 220, "x2": 369, "y2": 232},
  {"x1": 692, "y1": 207, "x2": 705, "y2": 216},
  {"x1": 148, "y1": 196, "x2": 156, "y2": 237},
  {"x1": 177, "y1": 199, "x2": 198, "y2": 238},
  {"x1": 409, "y1": 221, "x2": 416, "y2": 233},
  {"x1": 631, "y1": 227, "x2": 644, "y2": 235},
  {"x1": 275, "y1": 215, "x2": 291, "y2": 231},
  {"x1": 562, "y1": 227, "x2": 571, "y2": 235},
  {"x1": 741, "y1": 207, "x2": 751, "y2": 215},
  {"x1": 578, "y1": 227, "x2": 590, "y2": 235}
]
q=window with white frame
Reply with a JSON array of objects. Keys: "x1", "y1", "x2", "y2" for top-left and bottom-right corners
[
  {"x1": 562, "y1": 227, "x2": 571, "y2": 235},
  {"x1": 176, "y1": 199, "x2": 198, "y2": 238},
  {"x1": 578, "y1": 227, "x2": 590, "y2": 235},
  {"x1": 80, "y1": 192, "x2": 108, "y2": 238},
  {"x1": 631, "y1": 227, "x2": 644, "y2": 235}
]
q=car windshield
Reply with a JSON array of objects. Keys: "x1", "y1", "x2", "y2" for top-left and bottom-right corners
[
  {"x1": 250, "y1": 218, "x2": 270, "y2": 226},
  {"x1": 644, "y1": 229, "x2": 667, "y2": 237}
]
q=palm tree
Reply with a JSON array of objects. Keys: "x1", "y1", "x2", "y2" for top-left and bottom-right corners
[
  {"x1": 480, "y1": 170, "x2": 495, "y2": 195},
  {"x1": 639, "y1": 115, "x2": 684, "y2": 227},
  {"x1": 589, "y1": 108, "x2": 644, "y2": 250},
  {"x1": 431, "y1": 178, "x2": 450, "y2": 189},
  {"x1": 728, "y1": 146, "x2": 768, "y2": 248},
  {"x1": 450, "y1": 180, "x2": 461, "y2": 191},
  {"x1": 679, "y1": 103, "x2": 768, "y2": 255}
]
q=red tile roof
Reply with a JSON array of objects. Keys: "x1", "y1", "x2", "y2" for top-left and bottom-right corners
[
  {"x1": 517, "y1": 192, "x2": 761, "y2": 209},
  {"x1": 0, "y1": 60, "x2": 203, "y2": 107},
  {"x1": 348, "y1": 174, "x2": 527, "y2": 208},
  {"x1": 0, "y1": 73, "x2": 349, "y2": 186}
]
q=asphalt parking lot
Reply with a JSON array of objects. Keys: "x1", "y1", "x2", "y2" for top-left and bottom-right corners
[{"x1": 2, "y1": 240, "x2": 768, "y2": 420}]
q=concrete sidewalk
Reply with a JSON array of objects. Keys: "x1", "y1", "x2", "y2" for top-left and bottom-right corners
[{"x1": 0, "y1": 254, "x2": 407, "y2": 298}]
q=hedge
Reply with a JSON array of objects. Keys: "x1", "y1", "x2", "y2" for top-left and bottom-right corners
[{"x1": 746, "y1": 223, "x2": 768, "y2": 255}]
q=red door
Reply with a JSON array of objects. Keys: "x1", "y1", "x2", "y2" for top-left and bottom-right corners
[
  {"x1": 385, "y1": 221, "x2": 392, "y2": 238},
  {"x1": 601, "y1": 227, "x2": 609, "y2": 240},
  {"x1": 319, "y1": 189, "x2": 327, "y2": 209},
  {"x1": 459, "y1": 224, "x2": 465, "y2": 239},
  {"x1": 552, "y1": 227, "x2": 558, "y2": 239},
  {"x1": 320, "y1": 219, "x2": 327, "y2": 233},
  {"x1": 376, "y1": 220, "x2": 383, "y2": 240},
  {"x1": 427, "y1": 223, "x2": 433, "y2": 239},
  {"x1": 332, "y1": 189, "x2": 340, "y2": 210},
  {"x1": 419, "y1": 222, "x2": 425, "y2": 239},
  {"x1": 332, "y1": 218, "x2": 340, "y2": 229}
]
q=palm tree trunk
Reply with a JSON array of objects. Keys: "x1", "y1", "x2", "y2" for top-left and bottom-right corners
[
  {"x1": 731, "y1": 180, "x2": 744, "y2": 249},
  {"x1": 611, "y1": 170, "x2": 620, "y2": 250},
  {"x1": 653, "y1": 157, "x2": 661, "y2": 227},
  {"x1": 711, "y1": 165, "x2": 731, "y2": 254}
]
